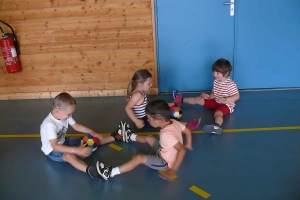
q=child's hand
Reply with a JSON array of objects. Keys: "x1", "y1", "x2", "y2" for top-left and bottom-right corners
[
  {"x1": 90, "y1": 130, "x2": 98, "y2": 138},
  {"x1": 184, "y1": 143, "x2": 193, "y2": 150},
  {"x1": 159, "y1": 169, "x2": 177, "y2": 181},
  {"x1": 75, "y1": 144, "x2": 92, "y2": 158},
  {"x1": 219, "y1": 97, "x2": 227, "y2": 104},
  {"x1": 135, "y1": 119, "x2": 145, "y2": 129},
  {"x1": 200, "y1": 93, "x2": 210, "y2": 99}
]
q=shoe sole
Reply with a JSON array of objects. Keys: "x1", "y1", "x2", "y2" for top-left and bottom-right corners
[
  {"x1": 203, "y1": 125, "x2": 222, "y2": 135},
  {"x1": 173, "y1": 90, "x2": 178, "y2": 99},
  {"x1": 96, "y1": 161, "x2": 108, "y2": 180},
  {"x1": 120, "y1": 121, "x2": 127, "y2": 142}
]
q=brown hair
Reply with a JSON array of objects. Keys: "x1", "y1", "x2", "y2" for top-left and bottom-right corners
[
  {"x1": 53, "y1": 92, "x2": 76, "y2": 110},
  {"x1": 212, "y1": 58, "x2": 232, "y2": 77},
  {"x1": 145, "y1": 99, "x2": 170, "y2": 121},
  {"x1": 126, "y1": 69, "x2": 152, "y2": 100}
]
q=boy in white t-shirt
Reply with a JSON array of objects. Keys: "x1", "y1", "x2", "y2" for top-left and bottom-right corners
[
  {"x1": 40, "y1": 92, "x2": 126, "y2": 179},
  {"x1": 95, "y1": 99, "x2": 193, "y2": 181}
]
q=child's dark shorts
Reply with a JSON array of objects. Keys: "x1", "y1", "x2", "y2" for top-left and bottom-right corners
[
  {"x1": 204, "y1": 99, "x2": 231, "y2": 116},
  {"x1": 140, "y1": 115, "x2": 154, "y2": 128}
]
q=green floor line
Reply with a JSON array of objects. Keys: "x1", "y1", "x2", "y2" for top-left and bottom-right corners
[{"x1": 0, "y1": 126, "x2": 300, "y2": 138}]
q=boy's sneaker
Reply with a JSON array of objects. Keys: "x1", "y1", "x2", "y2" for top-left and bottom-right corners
[
  {"x1": 111, "y1": 121, "x2": 126, "y2": 142},
  {"x1": 174, "y1": 93, "x2": 183, "y2": 107},
  {"x1": 96, "y1": 161, "x2": 112, "y2": 180},
  {"x1": 187, "y1": 118, "x2": 201, "y2": 131},
  {"x1": 123, "y1": 123, "x2": 135, "y2": 143},
  {"x1": 173, "y1": 89, "x2": 179, "y2": 99},
  {"x1": 203, "y1": 124, "x2": 223, "y2": 135},
  {"x1": 86, "y1": 165, "x2": 102, "y2": 179}
]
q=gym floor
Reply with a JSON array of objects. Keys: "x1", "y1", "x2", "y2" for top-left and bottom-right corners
[{"x1": 0, "y1": 89, "x2": 300, "y2": 200}]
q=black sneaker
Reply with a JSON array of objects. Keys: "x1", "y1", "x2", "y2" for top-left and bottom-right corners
[
  {"x1": 111, "y1": 121, "x2": 126, "y2": 141},
  {"x1": 203, "y1": 124, "x2": 222, "y2": 135},
  {"x1": 86, "y1": 165, "x2": 102, "y2": 179},
  {"x1": 96, "y1": 161, "x2": 112, "y2": 180},
  {"x1": 123, "y1": 123, "x2": 134, "y2": 143}
]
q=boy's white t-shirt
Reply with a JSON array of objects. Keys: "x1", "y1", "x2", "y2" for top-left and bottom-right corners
[{"x1": 40, "y1": 112, "x2": 76, "y2": 155}]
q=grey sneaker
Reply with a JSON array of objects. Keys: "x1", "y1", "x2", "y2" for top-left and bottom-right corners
[
  {"x1": 203, "y1": 124, "x2": 222, "y2": 135},
  {"x1": 96, "y1": 161, "x2": 112, "y2": 180}
]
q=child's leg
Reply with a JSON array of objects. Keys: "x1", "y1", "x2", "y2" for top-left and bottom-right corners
[
  {"x1": 203, "y1": 105, "x2": 230, "y2": 135},
  {"x1": 136, "y1": 134, "x2": 156, "y2": 146},
  {"x1": 97, "y1": 134, "x2": 115, "y2": 145},
  {"x1": 183, "y1": 96, "x2": 205, "y2": 106},
  {"x1": 118, "y1": 154, "x2": 148, "y2": 174},
  {"x1": 63, "y1": 153, "x2": 88, "y2": 172},
  {"x1": 214, "y1": 110, "x2": 224, "y2": 126}
]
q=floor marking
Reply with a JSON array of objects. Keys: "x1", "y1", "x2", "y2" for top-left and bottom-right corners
[
  {"x1": 1, "y1": 126, "x2": 300, "y2": 138},
  {"x1": 108, "y1": 143, "x2": 123, "y2": 151},
  {"x1": 189, "y1": 185, "x2": 211, "y2": 199},
  {"x1": 158, "y1": 170, "x2": 177, "y2": 180}
]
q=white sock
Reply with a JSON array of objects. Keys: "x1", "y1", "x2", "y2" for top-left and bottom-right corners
[
  {"x1": 130, "y1": 133, "x2": 137, "y2": 141},
  {"x1": 110, "y1": 167, "x2": 120, "y2": 177}
]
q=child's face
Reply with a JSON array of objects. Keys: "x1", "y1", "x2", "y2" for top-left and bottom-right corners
[
  {"x1": 146, "y1": 113, "x2": 161, "y2": 128},
  {"x1": 140, "y1": 77, "x2": 152, "y2": 92},
  {"x1": 54, "y1": 104, "x2": 76, "y2": 121},
  {"x1": 213, "y1": 71, "x2": 228, "y2": 82}
]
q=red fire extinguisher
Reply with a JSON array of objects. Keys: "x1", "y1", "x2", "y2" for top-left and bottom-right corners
[{"x1": 0, "y1": 20, "x2": 21, "y2": 73}]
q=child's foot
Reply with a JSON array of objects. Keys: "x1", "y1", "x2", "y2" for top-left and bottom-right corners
[
  {"x1": 111, "y1": 121, "x2": 126, "y2": 142},
  {"x1": 123, "y1": 123, "x2": 135, "y2": 143},
  {"x1": 174, "y1": 93, "x2": 182, "y2": 106},
  {"x1": 96, "y1": 161, "x2": 113, "y2": 180},
  {"x1": 203, "y1": 124, "x2": 222, "y2": 135},
  {"x1": 173, "y1": 89, "x2": 178, "y2": 99},
  {"x1": 187, "y1": 118, "x2": 201, "y2": 130},
  {"x1": 86, "y1": 165, "x2": 102, "y2": 179}
]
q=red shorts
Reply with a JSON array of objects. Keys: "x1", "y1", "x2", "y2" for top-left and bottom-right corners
[{"x1": 203, "y1": 99, "x2": 230, "y2": 116}]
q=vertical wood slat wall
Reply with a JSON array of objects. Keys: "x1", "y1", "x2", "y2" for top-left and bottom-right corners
[{"x1": 0, "y1": 0, "x2": 158, "y2": 100}]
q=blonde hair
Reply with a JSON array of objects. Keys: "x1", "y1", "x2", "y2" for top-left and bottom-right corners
[
  {"x1": 53, "y1": 92, "x2": 76, "y2": 110},
  {"x1": 126, "y1": 69, "x2": 152, "y2": 100}
]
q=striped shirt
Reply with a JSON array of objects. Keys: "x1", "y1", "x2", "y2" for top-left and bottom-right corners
[
  {"x1": 213, "y1": 78, "x2": 239, "y2": 113},
  {"x1": 130, "y1": 91, "x2": 148, "y2": 118}
]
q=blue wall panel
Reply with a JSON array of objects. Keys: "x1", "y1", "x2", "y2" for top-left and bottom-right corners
[
  {"x1": 234, "y1": 0, "x2": 300, "y2": 89},
  {"x1": 156, "y1": 0, "x2": 234, "y2": 92}
]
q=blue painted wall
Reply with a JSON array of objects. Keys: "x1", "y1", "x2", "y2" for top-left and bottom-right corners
[
  {"x1": 234, "y1": 0, "x2": 300, "y2": 89},
  {"x1": 155, "y1": 0, "x2": 300, "y2": 92}
]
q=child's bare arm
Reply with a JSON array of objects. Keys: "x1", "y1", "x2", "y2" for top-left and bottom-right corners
[
  {"x1": 182, "y1": 127, "x2": 193, "y2": 150},
  {"x1": 49, "y1": 139, "x2": 91, "y2": 158},
  {"x1": 219, "y1": 93, "x2": 240, "y2": 104},
  {"x1": 125, "y1": 92, "x2": 145, "y2": 128},
  {"x1": 71, "y1": 122, "x2": 95, "y2": 135}
]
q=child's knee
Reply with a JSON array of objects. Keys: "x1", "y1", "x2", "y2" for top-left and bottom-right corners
[
  {"x1": 134, "y1": 154, "x2": 147, "y2": 163},
  {"x1": 63, "y1": 152, "x2": 76, "y2": 162},
  {"x1": 214, "y1": 110, "x2": 223, "y2": 117}
]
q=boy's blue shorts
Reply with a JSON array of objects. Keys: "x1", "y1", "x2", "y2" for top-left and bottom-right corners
[{"x1": 47, "y1": 137, "x2": 82, "y2": 162}]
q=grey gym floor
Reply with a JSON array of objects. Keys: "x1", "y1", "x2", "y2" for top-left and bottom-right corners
[{"x1": 0, "y1": 90, "x2": 300, "y2": 200}]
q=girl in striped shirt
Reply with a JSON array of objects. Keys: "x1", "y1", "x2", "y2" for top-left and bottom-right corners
[
  {"x1": 126, "y1": 69, "x2": 200, "y2": 130},
  {"x1": 173, "y1": 58, "x2": 240, "y2": 135}
]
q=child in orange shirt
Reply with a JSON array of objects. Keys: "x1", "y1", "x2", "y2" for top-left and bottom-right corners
[{"x1": 96, "y1": 99, "x2": 193, "y2": 181}]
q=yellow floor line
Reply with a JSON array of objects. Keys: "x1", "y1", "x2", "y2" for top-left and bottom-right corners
[
  {"x1": 108, "y1": 143, "x2": 123, "y2": 151},
  {"x1": 189, "y1": 185, "x2": 211, "y2": 199},
  {"x1": 0, "y1": 126, "x2": 300, "y2": 138}
]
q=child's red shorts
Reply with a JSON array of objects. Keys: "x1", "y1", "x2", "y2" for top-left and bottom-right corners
[{"x1": 203, "y1": 99, "x2": 230, "y2": 116}]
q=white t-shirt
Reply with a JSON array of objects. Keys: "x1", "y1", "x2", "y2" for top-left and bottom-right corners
[{"x1": 40, "y1": 112, "x2": 76, "y2": 155}]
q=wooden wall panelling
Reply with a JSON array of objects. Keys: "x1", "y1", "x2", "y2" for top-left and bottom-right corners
[{"x1": 0, "y1": 0, "x2": 157, "y2": 100}]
